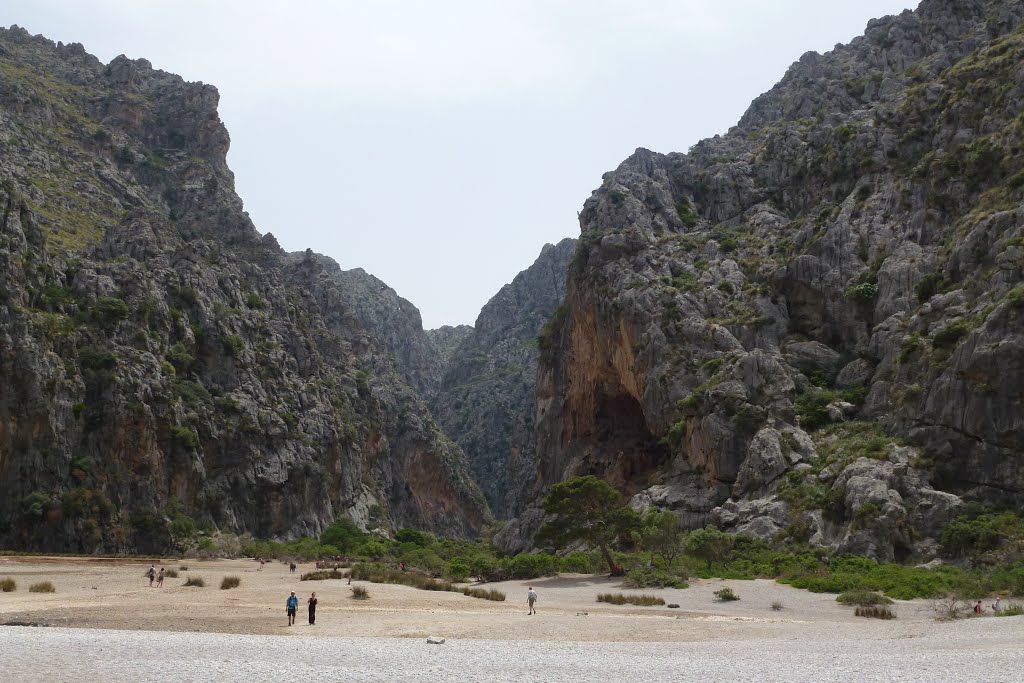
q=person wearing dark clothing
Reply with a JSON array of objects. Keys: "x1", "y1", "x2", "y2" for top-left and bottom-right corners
[{"x1": 308, "y1": 592, "x2": 318, "y2": 625}]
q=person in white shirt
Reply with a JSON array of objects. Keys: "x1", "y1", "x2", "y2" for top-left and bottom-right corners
[{"x1": 527, "y1": 587, "x2": 538, "y2": 615}]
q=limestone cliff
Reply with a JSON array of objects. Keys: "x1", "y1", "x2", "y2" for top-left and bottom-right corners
[
  {"x1": 428, "y1": 239, "x2": 576, "y2": 519},
  {"x1": 0, "y1": 27, "x2": 488, "y2": 552},
  {"x1": 504, "y1": 0, "x2": 1024, "y2": 560}
]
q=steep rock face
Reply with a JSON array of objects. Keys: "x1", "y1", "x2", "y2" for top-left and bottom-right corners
[
  {"x1": 429, "y1": 238, "x2": 576, "y2": 519},
  {"x1": 0, "y1": 27, "x2": 487, "y2": 552},
  {"x1": 506, "y1": 0, "x2": 1024, "y2": 557}
]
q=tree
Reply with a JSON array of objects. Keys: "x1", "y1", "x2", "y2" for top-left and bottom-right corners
[
  {"x1": 684, "y1": 525, "x2": 735, "y2": 570},
  {"x1": 638, "y1": 509, "x2": 686, "y2": 569},
  {"x1": 534, "y1": 476, "x2": 639, "y2": 575}
]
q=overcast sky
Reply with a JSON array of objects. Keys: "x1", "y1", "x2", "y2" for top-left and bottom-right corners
[{"x1": 7, "y1": 1, "x2": 916, "y2": 328}]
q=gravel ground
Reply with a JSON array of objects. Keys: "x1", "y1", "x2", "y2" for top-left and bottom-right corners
[{"x1": 1, "y1": 622, "x2": 1019, "y2": 683}]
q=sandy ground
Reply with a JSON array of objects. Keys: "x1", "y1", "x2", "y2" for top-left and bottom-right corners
[{"x1": 0, "y1": 556, "x2": 1020, "y2": 681}]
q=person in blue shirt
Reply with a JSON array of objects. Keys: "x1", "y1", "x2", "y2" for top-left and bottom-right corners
[{"x1": 286, "y1": 591, "x2": 299, "y2": 626}]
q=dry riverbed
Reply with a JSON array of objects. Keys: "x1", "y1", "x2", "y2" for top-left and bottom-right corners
[{"x1": 0, "y1": 557, "x2": 1018, "y2": 681}]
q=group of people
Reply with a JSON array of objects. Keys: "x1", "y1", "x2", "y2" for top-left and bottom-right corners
[
  {"x1": 281, "y1": 582, "x2": 541, "y2": 626},
  {"x1": 146, "y1": 565, "x2": 165, "y2": 588},
  {"x1": 974, "y1": 597, "x2": 1004, "y2": 614},
  {"x1": 286, "y1": 591, "x2": 318, "y2": 625}
]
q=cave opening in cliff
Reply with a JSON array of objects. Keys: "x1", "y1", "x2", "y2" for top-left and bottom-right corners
[{"x1": 593, "y1": 393, "x2": 670, "y2": 495}]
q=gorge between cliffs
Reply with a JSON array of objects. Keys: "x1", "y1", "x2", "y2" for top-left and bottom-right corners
[{"x1": 2, "y1": 0, "x2": 1024, "y2": 572}]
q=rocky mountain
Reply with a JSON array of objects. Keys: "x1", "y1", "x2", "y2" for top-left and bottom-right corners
[
  {"x1": 499, "y1": 0, "x2": 1024, "y2": 561},
  {"x1": 0, "y1": 26, "x2": 488, "y2": 552},
  {"x1": 427, "y1": 238, "x2": 576, "y2": 519}
]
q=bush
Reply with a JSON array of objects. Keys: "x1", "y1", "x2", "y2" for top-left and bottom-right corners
[
  {"x1": 222, "y1": 335, "x2": 245, "y2": 356},
  {"x1": 220, "y1": 576, "x2": 241, "y2": 590},
  {"x1": 446, "y1": 558, "x2": 470, "y2": 582},
  {"x1": 171, "y1": 425, "x2": 199, "y2": 450},
  {"x1": 597, "y1": 593, "x2": 665, "y2": 606},
  {"x1": 351, "y1": 586, "x2": 369, "y2": 600},
  {"x1": 183, "y1": 576, "x2": 205, "y2": 587},
  {"x1": 165, "y1": 569, "x2": 179, "y2": 578},
  {"x1": 179, "y1": 565, "x2": 189, "y2": 571},
  {"x1": 714, "y1": 587, "x2": 740, "y2": 601},
  {"x1": 932, "y1": 319, "x2": 971, "y2": 349},
  {"x1": 320, "y1": 518, "x2": 368, "y2": 553},
  {"x1": 855, "y1": 605, "x2": 895, "y2": 619},
  {"x1": 836, "y1": 591, "x2": 894, "y2": 606},
  {"x1": 1, "y1": 578, "x2": 16, "y2": 592},
  {"x1": 94, "y1": 296, "x2": 130, "y2": 324},
  {"x1": 845, "y1": 282, "x2": 879, "y2": 302},
  {"x1": 463, "y1": 587, "x2": 506, "y2": 601},
  {"x1": 932, "y1": 595, "x2": 970, "y2": 620},
  {"x1": 29, "y1": 581, "x2": 55, "y2": 593},
  {"x1": 622, "y1": 567, "x2": 688, "y2": 589},
  {"x1": 301, "y1": 570, "x2": 346, "y2": 581},
  {"x1": 504, "y1": 553, "x2": 561, "y2": 580}
]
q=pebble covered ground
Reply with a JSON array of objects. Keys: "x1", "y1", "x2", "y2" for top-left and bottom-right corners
[{"x1": 1, "y1": 620, "x2": 1019, "y2": 683}]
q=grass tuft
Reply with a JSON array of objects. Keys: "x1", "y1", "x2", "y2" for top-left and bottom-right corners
[
  {"x1": 463, "y1": 587, "x2": 506, "y2": 601},
  {"x1": 0, "y1": 578, "x2": 16, "y2": 592},
  {"x1": 164, "y1": 569, "x2": 179, "y2": 578},
  {"x1": 855, "y1": 605, "x2": 895, "y2": 619},
  {"x1": 351, "y1": 585, "x2": 369, "y2": 600},
  {"x1": 596, "y1": 593, "x2": 665, "y2": 606},
  {"x1": 29, "y1": 581, "x2": 55, "y2": 593},
  {"x1": 220, "y1": 576, "x2": 241, "y2": 590},
  {"x1": 300, "y1": 570, "x2": 347, "y2": 581},
  {"x1": 183, "y1": 576, "x2": 205, "y2": 587},
  {"x1": 771, "y1": 601, "x2": 784, "y2": 611}
]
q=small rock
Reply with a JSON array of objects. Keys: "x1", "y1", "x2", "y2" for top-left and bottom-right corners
[{"x1": 426, "y1": 636, "x2": 446, "y2": 645}]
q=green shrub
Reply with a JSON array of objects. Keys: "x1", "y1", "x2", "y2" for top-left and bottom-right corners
[
  {"x1": 351, "y1": 585, "x2": 369, "y2": 600},
  {"x1": 28, "y1": 581, "x2": 55, "y2": 593},
  {"x1": 245, "y1": 292, "x2": 266, "y2": 309},
  {"x1": 597, "y1": 593, "x2": 665, "y2": 606},
  {"x1": 504, "y1": 553, "x2": 561, "y2": 579},
  {"x1": 932, "y1": 319, "x2": 971, "y2": 349},
  {"x1": 79, "y1": 347, "x2": 117, "y2": 371},
  {"x1": 1, "y1": 578, "x2": 16, "y2": 592},
  {"x1": 395, "y1": 528, "x2": 434, "y2": 547},
  {"x1": 166, "y1": 342, "x2": 194, "y2": 370},
  {"x1": 622, "y1": 567, "x2": 688, "y2": 589},
  {"x1": 94, "y1": 296, "x2": 130, "y2": 324},
  {"x1": 836, "y1": 590, "x2": 894, "y2": 606},
  {"x1": 183, "y1": 576, "x2": 205, "y2": 587},
  {"x1": 845, "y1": 282, "x2": 879, "y2": 302},
  {"x1": 220, "y1": 576, "x2": 241, "y2": 590},
  {"x1": 222, "y1": 335, "x2": 245, "y2": 356},
  {"x1": 320, "y1": 518, "x2": 368, "y2": 553},
  {"x1": 855, "y1": 605, "x2": 895, "y2": 619},
  {"x1": 446, "y1": 558, "x2": 470, "y2": 582},
  {"x1": 171, "y1": 425, "x2": 199, "y2": 450},
  {"x1": 675, "y1": 198, "x2": 699, "y2": 227},
  {"x1": 714, "y1": 587, "x2": 740, "y2": 601}
]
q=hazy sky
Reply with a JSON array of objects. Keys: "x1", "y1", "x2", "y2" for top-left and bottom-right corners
[{"x1": 7, "y1": 1, "x2": 916, "y2": 328}]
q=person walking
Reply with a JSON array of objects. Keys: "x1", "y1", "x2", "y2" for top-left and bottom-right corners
[
  {"x1": 527, "y1": 586, "x2": 538, "y2": 615},
  {"x1": 156, "y1": 567, "x2": 165, "y2": 588},
  {"x1": 308, "y1": 592, "x2": 318, "y2": 625},
  {"x1": 147, "y1": 565, "x2": 156, "y2": 587},
  {"x1": 287, "y1": 591, "x2": 299, "y2": 626},
  {"x1": 993, "y1": 597, "x2": 1003, "y2": 613}
]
